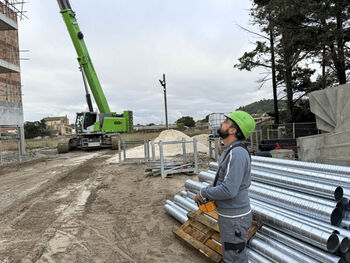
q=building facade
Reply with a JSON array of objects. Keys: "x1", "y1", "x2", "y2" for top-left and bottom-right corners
[
  {"x1": 0, "y1": 1, "x2": 24, "y2": 154},
  {"x1": 43, "y1": 116, "x2": 72, "y2": 136}
]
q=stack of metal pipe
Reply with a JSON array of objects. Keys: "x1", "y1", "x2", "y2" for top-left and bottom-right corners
[{"x1": 164, "y1": 156, "x2": 350, "y2": 263}]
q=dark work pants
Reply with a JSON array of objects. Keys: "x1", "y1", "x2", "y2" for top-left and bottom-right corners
[{"x1": 218, "y1": 212, "x2": 252, "y2": 263}]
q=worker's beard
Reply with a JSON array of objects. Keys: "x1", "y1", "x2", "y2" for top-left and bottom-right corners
[{"x1": 217, "y1": 128, "x2": 229, "y2": 139}]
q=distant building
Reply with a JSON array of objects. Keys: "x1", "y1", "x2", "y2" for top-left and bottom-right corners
[{"x1": 43, "y1": 116, "x2": 72, "y2": 136}]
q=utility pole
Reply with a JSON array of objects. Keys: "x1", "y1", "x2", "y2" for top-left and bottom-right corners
[{"x1": 159, "y1": 73, "x2": 168, "y2": 129}]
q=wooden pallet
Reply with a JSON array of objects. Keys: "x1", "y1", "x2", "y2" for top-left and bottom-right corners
[{"x1": 173, "y1": 210, "x2": 261, "y2": 262}]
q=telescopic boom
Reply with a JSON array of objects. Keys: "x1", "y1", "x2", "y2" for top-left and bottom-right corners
[{"x1": 57, "y1": 0, "x2": 111, "y2": 113}]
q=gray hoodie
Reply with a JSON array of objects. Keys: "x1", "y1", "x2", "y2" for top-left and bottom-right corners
[{"x1": 200, "y1": 140, "x2": 251, "y2": 217}]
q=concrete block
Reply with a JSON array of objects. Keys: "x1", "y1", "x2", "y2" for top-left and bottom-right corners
[
  {"x1": 309, "y1": 90, "x2": 336, "y2": 128},
  {"x1": 270, "y1": 149, "x2": 295, "y2": 160},
  {"x1": 324, "y1": 129, "x2": 350, "y2": 145},
  {"x1": 318, "y1": 157, "x2": 350, "y2": 166},
  {"x1": 297, "y1": 133, "x2": 325, "y2": 162},
  {"x1": 320, "y1": 143, "x2": 350, "y2": 158}
]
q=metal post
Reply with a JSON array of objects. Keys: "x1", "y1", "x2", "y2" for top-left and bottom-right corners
[
  {"x1": 19, "y1": 125, "x2": 25, "y2": 155},
  {"x1": 259, "y1": 129, "x2": 263, "y2": 142},
  {"x1": 267, "y1": 128, "x2": 270, "y2": 140},
  {"x1": 293, "y1": 122, "x2": 296, "y2": 138},
  {"x1": 193, "y1": 138, "x2": 198, "y2": 174},
  {"x1": 151, "y1": 140, "x2": 155, "y2": 161},
  {"x1": 145, "y1": 140, "x2": 150, "y2": 161},
  {"x1": 159, "y1": 74, "x2": 168, "y2": 130},
  {"x1": 255, "y1": 131, "x2": 259, "y2": 151},
  {"x1": 159, "y1": 141, "x2": 165, "y2": 178},
  {"x1": 250, "y1": 134, "x2": 253, "y2": 149},
  {"x1": 0, "y1": 126, "x2": 2, "y2": 165},
  {"x1": 182, "y1": 138, "x2": 186, "y2": 163},
  {"x1": 118, "y1": 139, "x2": 122, "y2": 163},
  {"x1": 17, "y1": 126, "x2": 21, "y2": 162},
  {"x1": 208, "y1": 139, "x2": 212, "y2": 159},
  {"x1": 122, "y1": 140, "x2": 126, "y2": 161}
]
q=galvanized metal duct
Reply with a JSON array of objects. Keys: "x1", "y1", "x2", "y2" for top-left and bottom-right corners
[
  {"x1": 249, "y1": 235, "x2": 305, "y2": 263},
  {"x1": 209, "y1": 162, "x2": 218, "y2": 171},
  {"x1": 252, "y1": 155, "x2": 350, "y2": 176},
  {"x1": 198, "y1": 171, "x2": 215, "y2": 183},
  {"x1": 254, "y1": 232, "x2": 320, "y2": 263},
  {"x1": 251, "y1": 199, "x2": 350, "y2": 240},
  {"x1": 251, "y1": 202, "x2": 339, "y2": 253},
  {"x1": 339, "y1": 218, "x2": 350, "y2": 229},
  {"x1": 164, "y1": 204, "x2": 188, "y2": 223},
  {"x1": 174, "y1": 195, "x2": 198, "y2": 212},
  {"x1": 251, "y1": 199, "x2": 349, "y2": 253},
  {"x1": 184, "y1": 179, "x2": 208, "y2": 192},
  {"x1": 251, "y1": 169, "x2": 343, "y2": 201},
  {"x1": 247, "y1": 249, "x2": 274, "y2": 263},
  {"x1": 165, "y1": 200, "x2": 189, "y2": 214},
  {"x1": 252, "y1": 161, "x2": 350, "y2": 188},
  {"x1": 259, "y1": 226, "x2": 343, "y2": 263},
  {"x1": 249, "y1": 184, "x2": 343, "y2": 225},
  {"x1": 252, "y1": 181, "x2": 339, "y2": 208}
]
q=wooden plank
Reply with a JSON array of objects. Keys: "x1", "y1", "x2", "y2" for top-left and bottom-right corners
[
  {"x1": 187, "y1": 210, "x2": 219, "y2": 232},
  {"x1": 205, "y1": 239, "x2": 222, "y2": 255},
  {"x1": 173, "y1": 226, "x2": 222, "y2": 263}
]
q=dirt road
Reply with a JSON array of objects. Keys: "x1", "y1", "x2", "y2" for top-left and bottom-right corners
[{"x1": 0, "y1": 150, "x2": 211, "y2": 263}]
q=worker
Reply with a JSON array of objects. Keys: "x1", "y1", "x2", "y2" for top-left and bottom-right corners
[{"x1": 195, "y1": 110, "x2": 255, "y2": 263}]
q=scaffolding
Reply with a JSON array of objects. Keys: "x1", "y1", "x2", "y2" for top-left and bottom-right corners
[{"x1": 1, "y1": 0, "x2": 27, "y2": 20}]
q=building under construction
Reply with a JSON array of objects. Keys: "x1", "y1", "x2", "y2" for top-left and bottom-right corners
[{"x1": 0, "y1": 0, "x2": 26, "y2": 154}]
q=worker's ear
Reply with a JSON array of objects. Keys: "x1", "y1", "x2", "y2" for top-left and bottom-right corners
[{"x1": 228, "y1": 127, "x2": 236, "y2": 136}]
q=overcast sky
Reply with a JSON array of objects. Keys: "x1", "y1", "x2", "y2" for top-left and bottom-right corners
[{"x1": 18, "y1": 0, "x2": 270, "y2": 125}]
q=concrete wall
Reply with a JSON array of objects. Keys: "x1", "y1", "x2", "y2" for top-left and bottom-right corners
[
  {"x1": 297, "y1": 133, "x2": 325, "y2": 162},
  {"x1": 0, "y1": 101, "x2": 23, "y2": 125}
]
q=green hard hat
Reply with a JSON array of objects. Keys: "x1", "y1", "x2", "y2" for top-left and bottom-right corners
[{"x1": 225, "y1": 111, "x2": 256, "y2": 139}]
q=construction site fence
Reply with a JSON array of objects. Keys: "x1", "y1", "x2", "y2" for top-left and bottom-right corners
[
  {"x1": 248, "y1": 122, "x2": 320, "y2": 150},
  {"x1": 0, "y1": 125, "x2": 24, "y2": 164}
]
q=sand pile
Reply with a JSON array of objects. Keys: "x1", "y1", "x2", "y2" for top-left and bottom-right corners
[
  {"x1": 119, "y1": 130, "x2": 208, "y2": 160},
  {"x1": 192, "y1": 134, "x2": 209, "y2": 148}
]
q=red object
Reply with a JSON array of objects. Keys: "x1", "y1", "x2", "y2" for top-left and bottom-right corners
[{"x1": 274, "y1": 142, "x2": 297, "y2": 152}]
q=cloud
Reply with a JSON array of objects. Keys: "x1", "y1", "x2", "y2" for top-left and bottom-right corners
[{"x1": 19, "y1": 0, "x2": 271, "y2": 125}]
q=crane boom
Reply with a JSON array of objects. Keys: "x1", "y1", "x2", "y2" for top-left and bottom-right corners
[{"x1": 57, "y1": 0, "x2": 111, "y2": 113}]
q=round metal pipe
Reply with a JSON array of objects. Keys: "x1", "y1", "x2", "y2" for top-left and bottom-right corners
[
  {"x1": 184, "y1": 179, "x2": 208, "y2": 192},
  {"x1": 209, "y1": 162, "x2": 218, "y2": 171},
  {"x1": 164, "y1": 204, "x2": 187, "y2": 223},
  {"x1": 247, "y1": 249, "x2": 274, "y2": 263},
  {"x1": 251, "y1": 202, "x2": 339, "y2": 253},
  {"x1": 251, "y1": 169, "x2": 343, "y2": 201},
  {"x1": 251, "y1": 199, "x2": 350, "y2": 239},
  {"x1": 252, "y1": 199, "x2": 346, "y2": 253},
  {"x1": 260, "y1": 226, "x2": 343, "y2": 263},
  {"x1": 252, "y1": 162, "x2": 350, "y2": 188},
  {"x1": 174, "y1": 195, "x2": 198, "y2": 212},
  {"x1": 251, "y1": 155, "x2": 350, "y2": 176},
  {"x1": 252, "y1": 181, "x2": 338, "y2": 208},
  {"x1": 254, "y1": 232, "x2": 319, "y2": 263},
  {"x1": 339, "y1": 218, "x2": 350, "y2": 229},
  {"x1": 249, "y1": 236, "x2": 304, "y2": 263},
  {"x1": 165, "y1": 200, "x2": 189, "y2": 214},
  {"x1": 249, "y1": 184, "x2": 343, "y2": 225},
  {"x1": 180, "y1": 190, "x2": 187, "y2": 197},
  {"x1": 186, "y1": 190, "x2": 196, "y2": 199},
  {"x1": 185, "y1": 197, "x2": 196, "y2": 204},
  {"x1": 198, "y1": 171, "x2": 215, "y2": 183}
]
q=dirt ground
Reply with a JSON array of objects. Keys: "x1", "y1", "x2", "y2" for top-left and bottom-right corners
[{"x1": 0, "y1": 149, "x2": 212, "y2": 263}]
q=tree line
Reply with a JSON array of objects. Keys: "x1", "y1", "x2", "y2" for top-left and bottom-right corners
[{"x1": 235, "y1": 0, "x2": 350, "y2": 123}]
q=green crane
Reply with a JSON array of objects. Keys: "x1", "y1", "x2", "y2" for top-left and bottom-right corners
[{"x1": 57, "y1": 0, "x2": 133, "y2": 153}]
